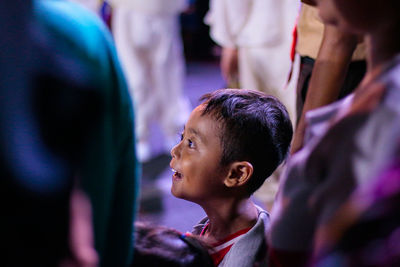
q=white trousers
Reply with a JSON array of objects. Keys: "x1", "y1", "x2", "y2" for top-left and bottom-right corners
[
  {"x1": 113, "y1": 9, "x2": 191, "y2": 152},
  {"x1": 238, "y1": 45, "x2": 297, "y2": 124}
]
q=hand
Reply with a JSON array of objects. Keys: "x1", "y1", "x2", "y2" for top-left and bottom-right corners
[{"x1": 220, "y1": 47, "x2": 239, "y2": 86}]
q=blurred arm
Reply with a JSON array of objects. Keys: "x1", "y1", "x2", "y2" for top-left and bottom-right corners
[{"x1": 291, "y1": 25, "x2": 359, "y2": 154}]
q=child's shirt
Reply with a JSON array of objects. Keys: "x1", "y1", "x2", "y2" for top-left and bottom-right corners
[
  {"x1": 192, "y1": 205, "x2": 269, "y2": 267},
  {"x1": 200, "y1": 224, "x2": 251, "y2": 266}
]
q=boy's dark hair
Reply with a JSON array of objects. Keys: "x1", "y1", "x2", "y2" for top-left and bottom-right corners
[
  {"x1": 200, "y1": 89, "x2": 293, "y2": 194},
  {"x1": 133, "y1": 222, "x2": 214, "y2": 267}
]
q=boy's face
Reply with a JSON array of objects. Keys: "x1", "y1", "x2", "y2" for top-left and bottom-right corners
[{"x1": 170, "y1": 104, "x2": 228, "y2": 203}]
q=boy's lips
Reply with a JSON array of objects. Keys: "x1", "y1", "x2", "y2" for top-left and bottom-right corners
[{"x1": 171, "y1": 168, "x2": 183, "y2": 180}]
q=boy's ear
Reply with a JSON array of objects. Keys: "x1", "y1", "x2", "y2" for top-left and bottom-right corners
[{"x1": 224, "y1": 161, "x2": 253, "y2": 188}]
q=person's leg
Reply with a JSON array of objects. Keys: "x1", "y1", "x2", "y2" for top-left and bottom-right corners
[
  {"x1": 239, "y1": 46, "x2": 297, "y2": 127},
  {"x1": 113, "y1": 9, "x2": 155, "y2": 161},
  {"x1": 151, "y1": 15, "x2": 191, "y2": 153}
]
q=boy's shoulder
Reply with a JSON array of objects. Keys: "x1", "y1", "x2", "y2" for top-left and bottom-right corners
[{"x1": 220, "y1": 206, "x2": 270, "y2": 266}]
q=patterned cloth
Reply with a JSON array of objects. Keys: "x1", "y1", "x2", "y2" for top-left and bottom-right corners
[{"x1": 315, "y1": 156, "x2": 400, "y2": 267}]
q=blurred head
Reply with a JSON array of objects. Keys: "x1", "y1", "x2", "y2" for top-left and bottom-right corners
[
  {"x1": 133, "y1": 222, "x2": 214, "y2": 267},
  {"x1": 313, "y1": 0, "x2": 400, "y2": 34},
  {"x1": 170, "y1": 89, "x2": 292, "y2": 200}
]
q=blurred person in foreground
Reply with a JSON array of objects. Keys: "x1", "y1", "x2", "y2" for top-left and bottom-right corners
[
  {"x1": 1, "y1": 0, "x2": 139, "y2": 266},
  {"x1": 68, "y1": 0, "x2": 101, "y2": 14},
  {"x1": 268, "y1": 0, "x2": 400, "y2": 266},
  {"x1": 313, "y1": 157, "x2": 400, "y2": 267}
]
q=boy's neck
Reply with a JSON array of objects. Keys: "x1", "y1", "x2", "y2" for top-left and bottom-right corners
[
  {"x1": 200, "y1": 198, "x2": 259, "y2": 242},
  {"x1": 366, "y1": 22, "x2": 400, "y2": 71}
]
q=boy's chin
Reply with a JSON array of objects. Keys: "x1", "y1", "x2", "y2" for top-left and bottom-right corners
[
  {"x1": 171, "y1": 188, "x2": 193, "y2": 203},
  {"x1": 170, "y1": 187, "x2": 183, "y2": 199}
]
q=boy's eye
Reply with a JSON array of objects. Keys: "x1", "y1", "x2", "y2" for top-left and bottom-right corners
[
  {"x1": 187, "y1": 139, "x2": 194, "y2": 148},
  {"x1": 179, "y1": 131, "x2": 195, "y2": 148}
]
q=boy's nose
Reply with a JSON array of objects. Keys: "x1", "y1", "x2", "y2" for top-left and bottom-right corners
[{"x1": 170, "y1": 143, "x2": 179, "y2": 158}]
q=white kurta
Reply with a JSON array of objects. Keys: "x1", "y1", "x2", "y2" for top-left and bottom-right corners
[
  {"x1": 205, "y1": 0, "x2": 299, "y2": 121},
  {"x1": 112, "y1": 0, "x2": 191, "y2": 161}
]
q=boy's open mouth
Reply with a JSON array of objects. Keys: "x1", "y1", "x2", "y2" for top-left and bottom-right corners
[{"x1": 171, "y1": 168, "x2": 183, "y2": 179}]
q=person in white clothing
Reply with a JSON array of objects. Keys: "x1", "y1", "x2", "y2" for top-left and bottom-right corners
[
  {"x1": 111, "y1": 0, "x2": 191, "y2": 162},
  {"x1": 205, "y1": 0, "x2": 298, "y2": 121}
]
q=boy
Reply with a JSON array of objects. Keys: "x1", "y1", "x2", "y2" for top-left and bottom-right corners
[
  {"x1": 269, "y1": 0, "x2": 400, "y2": 266},
  {"x1": 170, "y1": 89, "x2": 293, "y2": 266}
]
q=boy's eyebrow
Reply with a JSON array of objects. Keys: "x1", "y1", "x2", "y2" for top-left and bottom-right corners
[{"x1": 188, "y1": 127, "x2": 204, "y2": 142}]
